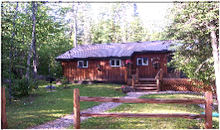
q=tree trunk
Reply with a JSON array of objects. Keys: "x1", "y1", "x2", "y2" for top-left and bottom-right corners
[
  {"x1": 26, "y1": 2, "x2": 38, "y2": 80},
  {"x1": 8, "y1": 2, "x2": 19, "y2": 104},
  {"x1": 25, "y1": 46, "x2": 32, "y2": 80},
  {"x1": 32, "y1": 2, "x2": 38, "y2": 80},
  {"x1": 210, "y1": 23, "x2": 220, "y2": 110}
]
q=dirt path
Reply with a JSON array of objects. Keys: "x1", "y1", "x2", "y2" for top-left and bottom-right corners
[{"x1": 32, "y1": 91, "x2": 201, "y2": 129}]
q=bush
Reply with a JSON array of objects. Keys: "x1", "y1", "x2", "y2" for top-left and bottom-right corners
[
  {"x1": 60, "y1": 77, "x2": 68, "y2": 83},
  {"x1": 11, "y1": 77, "x2": 38, "y2": 98},
  {"x1": 121, "y1": 85, "x2": 135, "y2": 93}
]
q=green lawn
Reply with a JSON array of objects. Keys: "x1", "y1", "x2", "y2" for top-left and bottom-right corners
[
  {"x1": 79, "y1": 94, "x2": 219, "y2": 129},
  {"x1": 6, "y1": 82, "x2": 125, "y2": 129}
]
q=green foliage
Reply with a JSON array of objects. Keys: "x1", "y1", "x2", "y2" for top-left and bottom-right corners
[
  {"x1": 165, "y1": 2, "x2": 219, "y2": 85},
  {"x1": 90, "y1": 3, "x2": 150, "y2": 43},
  {"x1": 1, "y1": 2, "x2": 72, "y2": 98},
  {"x1": 1, "y1": 2, "x2": 71, "y2": 79},
  {"x1": 10, "y1": 77, "x2": 37, "y2": 98},
  {"x1": 60, "y1": 76, "x2": 68, "y2": 83},
  {"x1": 128, "y1": 17, "x2": 149, "y2": 42},
  {"x1": 91, "y1": 20, "x2": 121, "y2": 43}
]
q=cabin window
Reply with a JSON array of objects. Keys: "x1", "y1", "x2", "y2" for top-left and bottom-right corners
[
  {"x1": 77, "y1": 60, "x2": 88, "y2": 68},
  {"x1": 137, "y1": 57, "x2": 148, "y2": 66},
  {"x1": 137, "y1": 58, "x2": 142, "y2": 65},
  {"x1": 110, "y1": 59, "x2": 121, "y2": 67},
  {"x1": 142, "y1": 58, "x2": 148, "y2": 65}
]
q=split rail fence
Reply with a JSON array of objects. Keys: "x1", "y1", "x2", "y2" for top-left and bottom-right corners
[
  {"x1": 73, "y1": 88, "x2": 213, "y2": 129},
  {"x1": 1, "y1": 87, "x2": 8, "y2": 129}
]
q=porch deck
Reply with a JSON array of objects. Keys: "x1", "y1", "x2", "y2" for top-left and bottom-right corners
[{"x1": 126, "y1": 69, "x2": 163, "y2": 92}]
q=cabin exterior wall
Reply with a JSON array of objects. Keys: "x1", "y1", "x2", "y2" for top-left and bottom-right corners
[
  {"x1": 131, "y1": 53, "x2": 168, "y2": 78},
  {"x1": 61, "y1": 52, "x2": 170, "y2": 83},
  {"x1": 62, "y1": 59, "x2": 127, "y2": 83}
]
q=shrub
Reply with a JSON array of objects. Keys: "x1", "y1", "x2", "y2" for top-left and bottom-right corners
[
  {"x1": 11, "y1": 77, "x2": 38, "y2": 98},
  {"x1": 60, "y1": 77, "x2": 68, "y2": 83},
  {"x1": 60, "y1": 77, "x2": 69, "y2": 86},
  {"x1": 121, "y1": 85, "x2": 135, "y2": 93}
]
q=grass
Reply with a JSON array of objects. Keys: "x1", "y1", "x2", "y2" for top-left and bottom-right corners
[
  {"x1": 77, "y1": 93, "x2": 219, "y2": 129},
  {"x1": 6, "y1": 82, "x2": 125, "y2": 129}
]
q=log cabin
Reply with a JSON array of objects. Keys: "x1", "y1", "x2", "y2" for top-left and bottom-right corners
[{"x1": 56, "y1": 40, "x2": 177, "y2": 91}]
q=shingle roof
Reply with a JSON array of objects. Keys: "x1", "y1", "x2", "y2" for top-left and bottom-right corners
[{"x1": 56, "y1": 40, "x2": 175, "y2": 60}]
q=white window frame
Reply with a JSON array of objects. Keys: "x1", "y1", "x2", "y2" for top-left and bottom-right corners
[
  {"x1": 110, "y1": 59, "x2": 121, "y2": 67},
  {"x1": 137, "y1": 57, "x2": 148, "y2": 66},
  {"x1": 137, "y1": 58, "x2": 143, "y2": 66},
  {"x1": 142, "y1": 57, "x2": 148, "y2": 66},
  {"x1": 77, "y1": 60, "x2": 88, "y2": 68}
]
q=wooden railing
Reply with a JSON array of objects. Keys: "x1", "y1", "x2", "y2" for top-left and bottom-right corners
[
  {"x1": 131, "y1": 68, "x2": 139, "y2": 88},
  {"x1": 131, "y1": 75, "x2": 135, "y2": 88},
  {"x1": 135, "y1": 68, "x2": 139, "y2": 82},
  {"x1": 155, "y1": 68, "x2": 163, "y2": 91},
  {"x1": 73, "y1": 88, "x2": 213, "y2": 129}
]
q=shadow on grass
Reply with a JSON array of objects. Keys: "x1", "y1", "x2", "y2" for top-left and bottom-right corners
[{"x1": 6, "y1": 83, "x2": 125, "y2": 129}]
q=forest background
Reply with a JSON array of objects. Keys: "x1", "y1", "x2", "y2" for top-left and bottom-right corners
[{"x1": 1, "y1": 2, "x2": 219, "y2": 102}]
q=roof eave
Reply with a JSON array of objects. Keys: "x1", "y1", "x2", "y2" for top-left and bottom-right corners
[
  {"x1": 55, "y1": 56, "x2": 131, "y2": 61},
  {"x1": 56, "y1": 50, "x2": 174, "y2": 61}
]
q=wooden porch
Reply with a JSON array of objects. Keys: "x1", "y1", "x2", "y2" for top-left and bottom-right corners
[{"x1": 125, "y1": 68, "x2": 164, "y2": 92}]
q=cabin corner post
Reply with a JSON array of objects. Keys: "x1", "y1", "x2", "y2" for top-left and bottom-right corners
[
  {"x1": 73, "y1": 88, "x2": 80, "y2": 129},
  {"x1": 205, "y1": 92, "x2": 213, "y2": 129}
]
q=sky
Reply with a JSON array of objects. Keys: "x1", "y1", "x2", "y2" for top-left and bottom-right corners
[{"x1": 137, "y1": 3, "x2": 173, "y2": 32}]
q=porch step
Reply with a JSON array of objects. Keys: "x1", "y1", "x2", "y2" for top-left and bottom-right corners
[
  {"x1": 131, "y1": 77, "x2": 158, "y2": 92},
  {"x1": 135, "y1": 84, "x2": 157, "y2": 87},
  {"x1": 134, "y1": 87, "x2": 157, "y2": 90},
  {"x1": 138, "y1": 81, "x2": 156, "y2": 84},
  {"x1": 139, "y1": 78, "x2": 156, "y2": 81},
  {"x1": 135, "y1": 89, "x2": 158, "y2": 92}
]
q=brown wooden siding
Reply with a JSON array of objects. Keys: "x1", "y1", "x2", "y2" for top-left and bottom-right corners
[
  {"x1": 61, "y1": 53, "x2": 169, "y2": 82},
  {"x1": 62, "y1": 59, "x2": 127, "y2": 82},
  {"x1": 131, "y1": 53, "x2": 168, "y2": 78}
]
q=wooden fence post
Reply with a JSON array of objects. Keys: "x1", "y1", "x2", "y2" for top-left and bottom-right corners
[
  {"x1": 205, "y1": 92, "x2": 213, "y2": 129},
  {"x1": 73, "y1": 88, "x2": 80, "y2": 129},
  {"x1": 1, "y1": 87, "x2": 8, "y2": 129}
]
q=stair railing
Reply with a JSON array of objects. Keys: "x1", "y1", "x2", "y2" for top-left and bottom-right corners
[
  {"x1": 132, "y1": 68, "x2": 139, "y2": 88},
  {"x1": 132, "y1": 75, "x2": 136, "y2": 88},
  {"x1": 155, "y1": 68, "x2": 163, "y2": 91},
  {"x1": 135, "y1": 68, "x2": 139, "y2": 83}
]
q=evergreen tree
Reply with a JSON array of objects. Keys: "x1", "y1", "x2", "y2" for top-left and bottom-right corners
[{"x1": 166, "y1": 2, "x2": 219, "y2": 94}]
